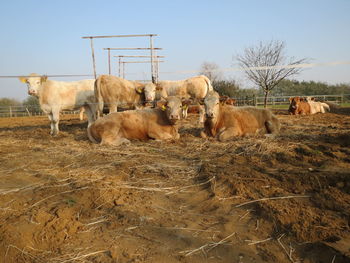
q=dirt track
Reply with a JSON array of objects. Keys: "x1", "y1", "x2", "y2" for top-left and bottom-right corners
[{"x1": 0, "y1": 108, "x2": 349, "y2": 263}]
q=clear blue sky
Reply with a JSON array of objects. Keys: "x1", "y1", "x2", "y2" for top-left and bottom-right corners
[{"x1": 1, "y1": 0, "x2": 349, "y2": 100}]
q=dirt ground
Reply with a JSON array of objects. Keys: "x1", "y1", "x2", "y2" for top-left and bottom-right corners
[{"x1": 0, "y1": 107, "x2": 349, "y2": 263}]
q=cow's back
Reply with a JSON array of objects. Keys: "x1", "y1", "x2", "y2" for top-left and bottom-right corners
[
  {"x1": 40, "y1": 79, "x2": 95, "y2": 111},
  {"x1": 185, "y1": 75, "x2": 211, "y2": 99},
  {"x1": 98, "y1": 75, "x2": 142, "y2": 106}
]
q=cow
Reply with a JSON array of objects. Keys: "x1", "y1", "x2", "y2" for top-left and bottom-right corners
[
  {"x1": 87, "y1": 96, "x2": 189, "y2": 146},
  {"x1": 306, "y1": 97, "x2": 330, "y2": 113},
  {"x1": 288, "y1": 97, "x2": 312, "y2": 115},
  {"x1": 147, "y1": 75, "x2": 213, "y2": 122},
  {"x1": 19, "y1": 73, "x2": 96, "y2": 135},
  {"x1": 94, "y1": 75, "x2": 156, "y2": 117},
  {"x1": 201, "y1": 91, "x2": 280, "y2": 141},
  {"x1": 219, "y1": 95, "x2": 236, "y2": 106},
  {"x1": 187, "y1": 95, "x2": 235, "y2": 114}
]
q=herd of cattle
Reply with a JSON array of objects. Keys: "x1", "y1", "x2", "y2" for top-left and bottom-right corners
[{"x1": 18, "y1": 74, "x2": 330, "y2": 145}]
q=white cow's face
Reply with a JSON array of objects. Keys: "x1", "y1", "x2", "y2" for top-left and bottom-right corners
[
  {"x1": 204, "y1": 94, "x2": 220, "y2": 119},
  {"x1": 19, "y1": 74, "x2": 47, "y2": 96},
  {"x1": 143, "y1": 83, "x2": 156, "y2": 102},
  {"x1": 158, "y1": 96, "x2": 184, "y2": 124}
]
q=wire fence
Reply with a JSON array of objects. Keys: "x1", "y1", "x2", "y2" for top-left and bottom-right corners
[
  {"x1": 0, "y1": 105, "x2": 80, "y2": 118},
  {"x1": 0, "y1": 94, "x2": 347, "y2": 118}
]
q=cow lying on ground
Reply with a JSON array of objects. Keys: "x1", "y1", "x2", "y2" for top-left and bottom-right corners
[
  {"x1": 288, "y1": 97, "x2": 330, "y2": 115},
  {"x1": 201, "y1": 92, "x2": 280, "y2": 141},
  {"x1": 305, "y1": 97, "x2": 330, "y2": 114},
  {"x1": 19, "y1": 73, "x2": 96, "y2": 135},
  {"x1": 288, "y1": 97, "x2": 312, "y2": 115},
  {"x1": 150, "y1": 75, "x2": 213, "y2": 122},
  {"x1": 87, "y1": 96, "x2": 189, "y2": 146},
  {"x1": 95, "y1": 75, "x2": 156, "y2": 117}
]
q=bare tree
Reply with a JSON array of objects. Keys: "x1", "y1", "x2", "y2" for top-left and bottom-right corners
[
  {"x1": 236, "y1": 40, "x2": 308, "y2": 107},
  {"x1": 199, "y1": 62, "x2": 223, "y2": 82}
]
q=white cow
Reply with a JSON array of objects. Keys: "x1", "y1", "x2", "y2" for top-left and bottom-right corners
[
  {"x1": 19, "y1": 73, "x2": 96, "y2": 135},
  {"x1": 143, "y1": 75, "x2": 213, "y2": 122},
  {"x1": 306, "y1": 97, "x2": 330, "y2": 114}
]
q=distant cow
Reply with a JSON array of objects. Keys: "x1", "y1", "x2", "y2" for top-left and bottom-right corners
[
  {"x1": 305, "y1": 97, "x2": 330, "y2": 114},
  {"x1": 148, "y1": 75, "x2": 213, "y2": 122},
  {"x1": 94, "y1": 75, "x2": 156, "y2": 117},
  {"x1": 288, "y1": 97, "x2": 312, "y2": 115},
  {"x1": 19, "y1": 73, "x2": 96, "y2": 135},
  {"x1": 87, "y1": 96, "x2": 188, "y2": 146},
  {"x1": 201, "y1": 91, "x2": 280, "y2": 141}
]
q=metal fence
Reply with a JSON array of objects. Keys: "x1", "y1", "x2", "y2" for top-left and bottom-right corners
[
  {"x1": 254, "y1": 94, "x2": 345, "y2": 107},
  {"x1": 0, "y1": 105, "x2": 79, "y2": 118},
  {"x1": 0, "y1": 94, "x2": 348, "y2": 118}
]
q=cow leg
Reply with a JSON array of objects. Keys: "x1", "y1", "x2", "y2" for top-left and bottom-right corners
[
  {"x1": 217, "y1": 127, "x2": 241, "y2": 141},
  {"x1": 198, "y1": 104, "x2": 205, "y2": 123},
  {"x1": 47, "y1": 113, "x2": 55, "y2": 135},
  {"x1": 182, "y1": 107, "x2": 188, "y2": 119},
  {"x1": 102, "y1": 136, "x2": 130, "y2": 146},
  {"x1": 84, "y1": 105, "x2": 95, "y2": 127},
  {"x1": 79, "y1": 107, "x2": 85, "y2": 121},
  {"x1": 265, "y1": 121, "x2": 278, "y2": 134},
  {"x1": 149, "y1": 130, "x2": 179, "y2": 141},
  {"x1": 109, "y1": 103, "x2": 118, "y2": 113},
  {"x1": 48, "y1": 110, "x2": 60, "y2": 136}
]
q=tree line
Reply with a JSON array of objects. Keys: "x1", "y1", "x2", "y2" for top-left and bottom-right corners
[{"x1": 212, "y1": 79, "x2": 350, "y2": 99}]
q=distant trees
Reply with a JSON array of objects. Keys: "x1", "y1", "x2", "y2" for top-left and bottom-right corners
[
  {"x1": 199, "y1": 62, "x2": 223, "y2": 82},
  {"x1": 271, "y1": 79, "x2": 350, "y2": 97},
  {"x1": 0, "y1": 98, "x2": 21, "y2": 107},
  {"x1": 236, "y1": 40, "x2": 308, "y2": 107}
]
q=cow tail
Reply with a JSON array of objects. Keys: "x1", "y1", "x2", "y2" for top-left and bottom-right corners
[
  {"x1": 94, "y1": 77, "x2": 104, "y2": 118},
  {"x1": 204, "y1": 76, "x2": 213, "y2": 94},
  {"x1": 87, "y1": 125, "x2": 99, "y2": 144}
]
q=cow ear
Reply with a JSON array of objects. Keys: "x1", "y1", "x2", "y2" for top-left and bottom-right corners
[
  {"x1": 19, "y1": 76, "x2": 27, "y2": 83},
  {"x1": 181, "y1": 99, "x2": 192, "y2": 109},
  {"x1": 136, "y1": 87, "x2": 144, "y2": 94},
  {"x1": 289, "y1": 97, "x2": 292, "y2": 102},
  {"x1": 41, "y1": 75, "x2": 48, "y2": 83},
  {"x1": 155, "y1": 85, "x2": 163, "y2": 91},
  {"x1": 219, "y1": 97, "x2": 227, "y2": 105},
  {"x1": 156, "y1": 100, "x2": 167, "y2": 111}
]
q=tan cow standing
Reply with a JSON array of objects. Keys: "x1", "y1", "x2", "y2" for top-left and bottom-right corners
[
  {"x1": 201, "y1": 92, "x2": 280, "y2": 141},
  {"x1": 94, "y1": 75, "x2": 156, "y2": 117},
  {"x1": 87, "y1": 96, "x2": 187, "y2": 146},
  {"x1": 151, "y1": 75, "x2": 213, "y2": 122},
  {"x1": 19, "y1": 74, "x2": 96, "y2": 135}
]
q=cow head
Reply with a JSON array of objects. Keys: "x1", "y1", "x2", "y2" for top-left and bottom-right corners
[
  {"x1": 204, "y1": 91, "x2": 220, "y2": 119},
  {"x1": 19, "y1": 73, "x2": 48, "y2": 97},
  {"x1": 157, "y1": 96, "x2": 187, "y2": 124},
  {"x1": 142, "y1": 83, "x2": 157, "y2": 102},
  {"x1": 288, "y1": 97, "x2": 302, "y2": 113}
]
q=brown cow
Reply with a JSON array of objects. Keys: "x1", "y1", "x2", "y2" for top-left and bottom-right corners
[
  {"x1": 288, "y1": 97, "x2": 311, "y2": 115},
  {"x1": 94, "y1": 75, "x2": 155, "y2": 117},
  {"x1": 219, "y1": 95, "x2": 236, "y2": 106},
  {"x1": 201, "y1": 92, "x2": 280, "y2": 141},
  {"x1": 87, "y1": 96, "x2": 187, "y2": 146}
]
